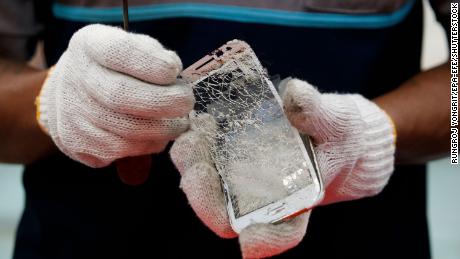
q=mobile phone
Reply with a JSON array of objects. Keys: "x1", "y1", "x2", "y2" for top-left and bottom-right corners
[{"x1": 180, "y1": 40, "x2": 323, "y2": 233}]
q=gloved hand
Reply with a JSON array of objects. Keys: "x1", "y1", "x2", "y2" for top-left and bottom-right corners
[
  {"x1": 171, "y1": 112, "x2": 311, "y2": 259},
  {"x1": 281, "y1": 79, "x2": 396, "y2": 204},
  {"x1": 170, "y1": 78, "x2": 396, "y2": 258},
  {"x1": 36, "y1": 24, "x2": 194, "y2": 167}
]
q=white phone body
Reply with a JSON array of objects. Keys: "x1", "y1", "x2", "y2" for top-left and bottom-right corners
[{"x1": 181, "y1": 40, "x2": 323, "y2": 233}]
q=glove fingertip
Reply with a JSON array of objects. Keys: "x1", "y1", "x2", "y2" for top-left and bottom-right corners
[
  {"x1": 170, "y1": 130, "x2": 211, "y2": 175},
  {"x1": 281, "y1": 79, "x2": 325, "y2": 139},
  {"x1": 190, "y1": 111, "x2": 218, "y2": 133},
  {"x1": 239, "y1": 212, "x2": 311, "y2": 259},
  {"x1": 282, "y1": 79, "x2": 321, "y2": 118},
  {"x1": 73, "y1": 24, "x2": 182, "y2": 85}
]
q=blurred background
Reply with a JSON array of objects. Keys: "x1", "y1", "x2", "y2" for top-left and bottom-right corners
[{"x1": 0, "y1": 0, "x2": 459, "y2": 258}]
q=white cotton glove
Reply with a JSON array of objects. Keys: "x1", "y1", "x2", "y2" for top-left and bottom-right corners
[
  {"x1": 170, "y1": 113, "x2": 311, "y2": 259},
  {"x1": 281, "y1": 79, "x2": 396, "y2": 204},
  {"x1": 36, "y1": 24, "x2": 194, "y2": 168},
  {"x1": 170, "y1": 78, "x2": 396, "y2": 258}
]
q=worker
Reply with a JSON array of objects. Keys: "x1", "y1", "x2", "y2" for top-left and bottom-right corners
[{"x1": 0, "y1": 0, "x2": 452, "y2": 258}]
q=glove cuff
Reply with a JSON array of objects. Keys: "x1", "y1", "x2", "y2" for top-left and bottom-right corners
[
  {"x1": 35, "y1": 67, "x2": 56, "y2": 135},
  {"x1": 344, "y1": 95, "x2": 396, "y2": 197}
]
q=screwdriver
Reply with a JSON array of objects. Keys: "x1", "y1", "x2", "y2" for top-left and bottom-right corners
[
  {"x1": 122, "y1": 0, "x2": 129, "y2": 31},
  {"x1": 116, "y1": 0, "x2": 152, "y2": 186}
]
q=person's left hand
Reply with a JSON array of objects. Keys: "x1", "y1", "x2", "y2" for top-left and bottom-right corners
[
  {"x1": 170, "y1": 113, "x2": 311, "y2": 259},
  {"x1": 170, "y1": 77, "x2": 396, "y2": 258}
]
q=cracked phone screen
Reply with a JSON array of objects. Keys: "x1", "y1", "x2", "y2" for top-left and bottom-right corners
[{"x1": 192, "y1": 50, "x2": 313, "y2": 218}]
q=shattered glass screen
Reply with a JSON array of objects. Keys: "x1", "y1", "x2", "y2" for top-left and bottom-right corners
[{"x1": 192, "y1": 51, "x2": 313, "y2": 218}]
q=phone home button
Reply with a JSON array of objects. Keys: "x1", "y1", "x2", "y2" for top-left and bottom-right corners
[{"x1": 267, "y1": 203, "x2": 286, "y2": 216}]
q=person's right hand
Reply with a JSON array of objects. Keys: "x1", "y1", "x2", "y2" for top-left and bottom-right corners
[{"x1": 36, "y1": 24, "x2": 194, "y2": 168}]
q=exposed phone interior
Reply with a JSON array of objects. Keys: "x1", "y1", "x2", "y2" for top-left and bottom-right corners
[{"x1": 180, "y1": 40, "x2": 323, "y2": 233}]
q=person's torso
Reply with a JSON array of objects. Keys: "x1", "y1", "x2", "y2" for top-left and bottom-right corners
[{"x1": 15, "y1": 1, "x2": 430, "y2": 258}]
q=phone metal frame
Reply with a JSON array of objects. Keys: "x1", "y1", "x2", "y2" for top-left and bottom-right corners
[{"x1": 181, "y1": 40, "x2": 324, "y2": 233}]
